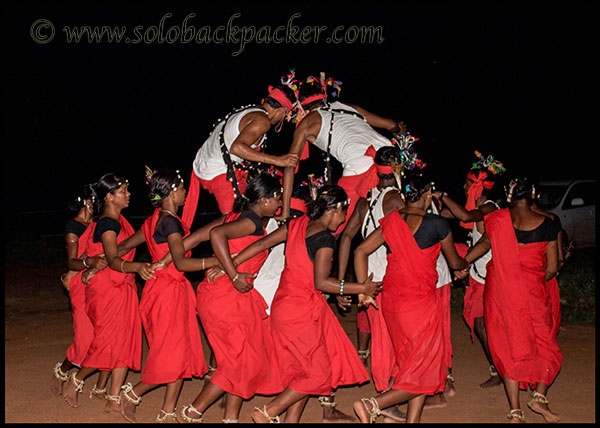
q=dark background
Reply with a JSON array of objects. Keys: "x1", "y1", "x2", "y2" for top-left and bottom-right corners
[{"x1": 3, "y1": 5, "x2": 596, "y2": 238}]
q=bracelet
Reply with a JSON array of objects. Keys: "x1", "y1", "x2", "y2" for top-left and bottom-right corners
[
  {"x1": 231, "y1": 273, "x2": 239, "y2": 282},
  {"x1": 82, "y1": 256, "x2": 91, "y2": 269},
  {"x1": 339, "y1": 280, "x2": 345, "y2": 295},
  {"x1": 202, "y1": 258, "x2": 205, "y2": 271},
  {"x1": 120, "y1": 259, "x2": 127, "y2": 273}
]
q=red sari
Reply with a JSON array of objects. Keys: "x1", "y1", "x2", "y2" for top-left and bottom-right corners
[
  {"x1": 82, "y1": 216, "x2": 142, "y2": 371},
  {"x1": 270, "y1": 216, "x2": 369, "y2": 395},
  {"x1": 380, "y1": 211, "x2": 446, "y2": 395},
  {"x1": 483, "y1": 209, "x2": 562, "y2": 389},
  {"x1": 365, "y1": 294, "x2": 398, "y2": 392},
  {"x1": 139, "y1": 209, "x2": 207, "y2": 384},
  {"x1": 195, "y1": 212, "x2": 282, "y2": 399},
  {"x1": 65, "y1": 224, "x2": 95, "y2": 366}
]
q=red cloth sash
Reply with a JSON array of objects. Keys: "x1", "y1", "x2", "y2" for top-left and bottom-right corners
[
  {"x1": 379, "y1": 211, "x2": 446, "y2": 394},
  {"x1": 460, "y1": 171, "x2": 495, "y2": 229},
  {"x1": 483, "y1": 208, "x2": 562, "y2": 388}
]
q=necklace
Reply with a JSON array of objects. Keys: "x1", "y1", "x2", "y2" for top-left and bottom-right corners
[{"x1": 160, "y1": 209, "x2": 177, "y2": 218}]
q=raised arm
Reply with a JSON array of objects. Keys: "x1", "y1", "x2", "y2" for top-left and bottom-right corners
[
  {"x1": 346, "y1": 103, "x2": 402, "y2": 133},
  {"x1": 434, "y1": 191, "x2": 496, "y2": 223}
]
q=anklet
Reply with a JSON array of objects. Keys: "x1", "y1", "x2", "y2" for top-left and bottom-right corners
[
  {"x1": 70, "y1": 372, "x2": 85, "y2": 393},
  {"x1": 121, "y1": 382, "x2": 142, "y2": 405},
  {"x1": 180, "y1": 404, "x2": 203, "y2": 423},
  {"x1": 89, "y1": 384, "x2": 107, "y2": 399},
  {"x1": 507, "y1": 408, "x2": 525, "y2": 422},
  {"x1": 54, "y1": 362, "x2": 69, "y2": 382},
  {"x1": 489, "y1": 365, "x2": 499, "y2": 377},
  {"x1": 222, "y1": 419, "x2": 239, "y2": 423},
  {"x1": 156, "y1": 408, "x2": 177, "y2": 423},
  {"x1": 530, "y1": 391, "x2": 549, "y2": 403},
  {"x1": 447, "y1": 373, "x2": 456, "y2": 383},
  {"x1": 254, "y1": 406, "x2": 281, "y2": 423},
  {"x1": 105, "y1": 394, "x2": 121, "y2": 405},
  {"x1": 359, "y1": 397, "x2": 381, "y2": 423},
  {"x1": 318, "y1": 396, "x2": 338, "y2": 408}
]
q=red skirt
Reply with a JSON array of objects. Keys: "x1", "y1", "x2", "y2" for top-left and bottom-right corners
[
  {"x1": 65, "y1": 272, "x2": 94, "y2": 366},
  {"x1": 139, "y1": 271, "x2": 206, "y2": 384},
  {"x1": 196, "y1": 277, "x2": 282, "y2": 399},
  {"x1": 83, "y1": 270, "x2": 142, "y2": 371}
]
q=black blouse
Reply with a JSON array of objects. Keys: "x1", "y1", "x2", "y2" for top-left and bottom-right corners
[
  {"x1": 64, "y1": 219, "x2": 87, "y2": 238},
  {"x1": 93, "y1": 217, "x2": 120, "y2": 243},
  {"x1": 239, "y1": 210, "x2": 265, "y2": 236},
  {"x1": 306, "y1": 230, "x2": 337, "y2": 263},
  {"x1": 515, "y1": 216, "x2": 560, "y2": 244},
  {"x1": 153, "y1": 215, "x2": 185, "y2": 244}
]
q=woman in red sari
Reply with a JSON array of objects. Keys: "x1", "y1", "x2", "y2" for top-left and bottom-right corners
[
  {"x1": 51, "y1": 184, "x2": 108, "y2": 399},
  {"x1": 117, "y1": 168, "x2": 223, "y2": 423},
  {"x1": 352, "y1": 174, "x2": 468, "y2": 423},
  {"x1": 228, "y1": 185, "x2": 381, "y2": 423},
  {"x1": 62, "y1": 173, "x2": 156, "y2": 412},
  {"x1": 461, "y1": 178, "x2": 562, "y2": 423},
  {"x1": 179, "y1": 173, "x2": 285, "y2": 424}
]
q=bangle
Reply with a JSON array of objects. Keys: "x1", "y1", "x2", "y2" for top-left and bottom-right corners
[
  {"x1": 339, "y1": 280, "x2": 345, "y2": 295},
  {"x1": 231, "y1": 273, "x2": 239, "y2": 282},
  {"x1": 82, "y1": 256, "x2": 91, "y2": 269},
  {"x1": 120, "y1": 259, "x2": 126, "y2": 273},
  {"x1": 202, "y1": 258, "x2": 205, "y2": 270}
]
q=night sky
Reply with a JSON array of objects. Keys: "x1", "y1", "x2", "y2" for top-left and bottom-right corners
[{"x1": 4, "y1": 5, "x2": 596, "y2": 234}]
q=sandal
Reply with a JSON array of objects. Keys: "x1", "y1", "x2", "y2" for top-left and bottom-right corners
[
  {"x1": 180, "y1": 404, "x2": 204, "y2": 423},
  {"x1": 156, "y1": 408, "x2": 178, "y2": 423},
  {"x1": 355, "y1": 397, "x2": 380, "y2": 423},
  {"x1": 507, "y1": 408, "x2": 525, "y2": 423},
  {"x1": 253, "y1": 405, "x2": 281, "y2": 423}
]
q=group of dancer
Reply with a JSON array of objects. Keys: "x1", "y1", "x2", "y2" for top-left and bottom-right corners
[{"x1": 52, "y1": 70, "x2": 563, "y2": 423}]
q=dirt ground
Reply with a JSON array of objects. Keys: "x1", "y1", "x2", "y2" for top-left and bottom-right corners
[{"x1": 4, "y1": 262, "x2": 596, "y2": 423}]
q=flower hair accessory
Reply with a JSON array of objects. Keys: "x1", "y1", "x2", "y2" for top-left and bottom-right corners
[
  {"x1": 391, "y1": 132, "x2": 426, "y2": 172},
  {"x1": 281, "y1": 68, "x2": 302, "y2": 123},
  {"x1": 471, "y1": 150, "x2": 506, "y2": 175},
  {"x1": 307, "y1": 174, "x2": 326, "y2": 201},
  {"x1": 144, "y1": 165, "x2": 155, "y2": 185}
]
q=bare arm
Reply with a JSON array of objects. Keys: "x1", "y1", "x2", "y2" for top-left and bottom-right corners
[
  {"x1": 230, "y1": 113, "x2": 298, "y2": 168},
  {"x1": 233, "y1": 224, "x2": 288, "y2": 267},
  {"x1": 117, "y1": 227, "x2": 146, "y2": 257},
  {"x1": 465, "y1": 232, "x2": 491, "y2": 264},
  {"x1": 346, "y1": 103, "x2": 400, "y2": 133},
  {"x1": 440, "y1": 232, "x2": 469, "y2": 271},
  {"x1": 167, "y1": 231, "x2": 221, "y2": 273},
  {"x1": 435, "y1": 192, "x2": 496, "y2": 223},
  {"x1": 280, "y1": 113, "x2": 321, "y2": 219},
  {"x1": 545, "y1": 240, "x2": 559, "y2": 281},
  {"x1": 210, "y1": 216, "x2": 258, "y2": 292},
  {"x1": 101, "y1": 230, "x2": 155, "y2": 280},
  {"x1": 314, "y1": 247, "x2": 381, "y2": 297}
]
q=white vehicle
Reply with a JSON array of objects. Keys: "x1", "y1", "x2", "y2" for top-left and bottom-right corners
[{"x1": 538, "y1": 179, "x2": 596, "y2": 248}]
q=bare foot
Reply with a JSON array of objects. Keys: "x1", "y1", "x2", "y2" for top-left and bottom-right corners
[
  {"x1": 380, "y1": 405, "x2": 407, "y2": 423},
  {"x1": 444, "y1": 376, "x2": 457, "y2": 398},
  {"x1": 477, "y1": 375, "x2": 502, "y2": 389},
  {"x1": 322, "y1": 407, "x2": 356, "y2": 423},
  {"x1": 528, "y1": 400, "x2": 560, "y2": 423},
  {"x1": 353, "y1": 399, "x2": 375, "y2": 424},
  {"x1": 423, "y1": 393, "x2": 447, "y2": 410},
  {"x1": 104, "y1": 397, "x2": 122, "y2": 415},
  {"x1": 251, "y1": 407, "x2": 271, "y2": 423},
  {"x1": 119, "y1": 391, "x2": 137, "y2": 423},
  {"x1": 50, "y1": 375, "x2": 65, "y2": 397},
  {"x1": 62, "y1": 380, "x2": 80, "y2": 408}
]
